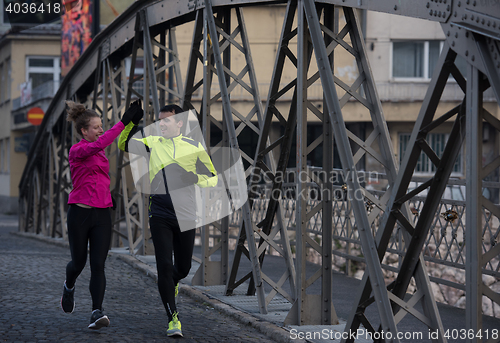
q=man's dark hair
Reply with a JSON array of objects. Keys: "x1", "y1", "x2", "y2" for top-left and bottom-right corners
[
  {"x1": 159, "y1": 104, "x2": 184, "y2": 114},
  {"x1": 160, "y1": 104, "x2": 189, "y2": 131}
]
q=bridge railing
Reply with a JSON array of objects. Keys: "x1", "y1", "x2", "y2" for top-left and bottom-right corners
[{"x1": 213, "y1": 168, "x2": 500, "y2": 316}]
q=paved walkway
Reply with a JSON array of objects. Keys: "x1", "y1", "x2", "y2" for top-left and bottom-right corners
[
  {"x1": 126, "y1": 249, "x2": 500, "y2": 343},
  {"x1": 0, "y1": 215, "x2": 279, "y2": 342},
  {"x1": 3, "y1": 213, "x2": 500, "y2": 343}
]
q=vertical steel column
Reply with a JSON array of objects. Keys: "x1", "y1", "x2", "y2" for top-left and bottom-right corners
[
  {"x1": 303, "y1": 0, "x2": 399, "y2": 337},
  {"x1": 182, "y1": 10, "x2": 203, "y2": 111},
  {"x1": 25, "y1": 176, "x2": 34, "y2": 232},
  {"x1": 465, "y1": 57, "x2": 483, "y2": 343},
  {"x1": 226, "y1": 0, "x2": 298, "y2": 307},
  {"x1": 192, "y1": 7, "x2": 232, "y2": 287},
  {"x1": 114, "y1": 13, "x2": 142, "y2": 253},
  {"x1": 322, "y1": 4, "x2": 335, "y2": 325},
  {"x1": 51, "y1": 92, "x2": 69, "y2": 238},
  {"x1": 285, "y1": 2, "x2": 338, "y2": 325},
  {"x1": 159, "y1": 33, "x2": 166, "y2": 106},
  {"x1": 295, "y1": 2, "x2": 308, "y2": 325},
  {"x1": 343, "y1": 43, "x2": 459, "y2": 343},
  {"x1": 47, "y1": 138, "x2": 60, "y2": 236},
  {"x1": 36, "y1": 136, "x2": 49, "y2": 235},
  {"x1": 125, "y1": 14, "x2": 141, "y2": 107},
  {"x1": 472, "y1": 34, "x2": 500, "y2": 342},
  {"x1": 137, "y1": 9, "x2": 162, "y2": 255},
  {"x1": 192, "y1": 7, "x2": 213, "y2": 285},
  {"x1": 220, "y1": 7, "x2": 231, "y2": 287},
  {"x1": 91, "y1": 47, "x2": 102, "y2": 111},
  {"x1": 102, "y1": 60, "x2": 111, "y2": 132},
  {"x1": 100, "y1": 58, "x2": 126, "y2": 249},
  {"x1": 170, "y1": 27, "x2": 184, "y2": 103},
  {"x1": 204, "y1": 0, "x2": 267, "y2": 314},
  {"x1": 241, "y1": 1, "x2": 295, "y2": 298},
  {"x1": 141, "y1": 9, "x2": 160, "y2": 117},
  {"x1": 48, "y1": 134, "x2": 54, "y2": 238},
  {"x1": 32, "y1": 170, "x2": 40, "y2": 234}
]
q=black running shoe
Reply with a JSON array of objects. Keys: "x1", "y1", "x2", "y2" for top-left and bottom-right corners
[
  {"x1": 88, "y1": 309, "x2": 110, "y2": 330},
  {"x1": 60, "y1": 282, "x2": 75, "y2": 313}
]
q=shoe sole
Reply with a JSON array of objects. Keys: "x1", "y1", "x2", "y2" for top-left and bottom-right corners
[
  {"x1": 167, "y1": 330, "x2": 183, "y2": 337},
  {"x1": 88, "y1": 316, "x2": 110, "y2": 330}
]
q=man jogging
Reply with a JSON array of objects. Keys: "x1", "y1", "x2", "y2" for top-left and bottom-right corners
[{"x1": 118, "y1": 103, "x2": 217, "y2": 337}]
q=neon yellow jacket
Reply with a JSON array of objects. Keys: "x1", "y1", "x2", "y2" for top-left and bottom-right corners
[{"x1": 118, "y1": 122, "x2": 218, "y2": 220}]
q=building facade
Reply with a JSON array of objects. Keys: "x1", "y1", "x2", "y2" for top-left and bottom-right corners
[
  {"x1": 0, "y1": 25, "x2": 61, "y2": 213},
  {"x1": 366, "y1": 11, "x2": 498, "y2": 188},
  {"x1": 0, "y1": 0, "x2": 135, "y2": 213}
]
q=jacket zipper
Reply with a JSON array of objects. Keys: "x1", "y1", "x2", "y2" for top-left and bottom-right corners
[{"x1": 171, "y1": 138, "x2": 176, "y2": 159}]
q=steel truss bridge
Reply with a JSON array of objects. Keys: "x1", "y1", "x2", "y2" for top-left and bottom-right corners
[{"x1": 18, "y1": 0, "x2": 500, "y2": 342}]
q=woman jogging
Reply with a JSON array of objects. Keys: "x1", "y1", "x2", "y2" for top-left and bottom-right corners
[{"x1": 60, "y1": 100, "x2": 142, "y2": 329}]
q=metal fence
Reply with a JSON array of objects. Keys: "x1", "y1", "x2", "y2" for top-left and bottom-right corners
[
  {"x1": 216, "y1": 168, "x2": 500, "y2": 315},
  {"x1": 144, "y1": 80, "x2": 498, "y2": 103}
]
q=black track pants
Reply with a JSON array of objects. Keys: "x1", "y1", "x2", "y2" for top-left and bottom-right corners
[
  {"x1": 65, "y1": 205, "x2": 112, "y2": 311},
  {"x1": 149, "y1": 216, "x2": 196, "y2": 321}
]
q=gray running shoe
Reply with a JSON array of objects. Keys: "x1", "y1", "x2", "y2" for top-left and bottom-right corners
[{"x1": 88, "y1": 309, "x2": 110, "y2": 330}]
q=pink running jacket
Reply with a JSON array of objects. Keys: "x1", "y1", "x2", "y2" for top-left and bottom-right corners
[{"x1": 67, "y1": 121, "x2": 125, "y2": 208}]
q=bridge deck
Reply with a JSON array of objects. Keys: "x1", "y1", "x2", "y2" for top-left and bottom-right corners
[{"x1": 121, "y1": 246, "x2": 500, "y2": 343}]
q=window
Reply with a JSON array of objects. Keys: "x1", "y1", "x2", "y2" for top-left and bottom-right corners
[
  {"x1": 0, "y1": 63, "x2": 3, "y2": 103},
  {"x1": 393, "y1": 41, "x2": 441, "y2": 79},
  {"x1": 1, "y1": 1, "x2": 8, "y2": 25},
  {"x1": 5, "y1": 58, "x2": 10, "y2": 101},
  {"x1": 0, "y1": 138, "x2": 9, "y2": 173},
  {"x1": 5, "y1": 138, "x2": 10, "y2": 173},
  {"x1": 0, "y1": 139, "x2": 3, "y2": 173},
  {"x1": 0, "y1": 59, "x2": 9, "y2": 103},
  {"x1": 26, "y1": 56, "x2": 60, "y2": 90},
  {"x1": 399, "y1": 133, "x2": 463, "y2": 175},
  {"x1": 393, "y1": 40, "x2": 468, "y2": 80}
]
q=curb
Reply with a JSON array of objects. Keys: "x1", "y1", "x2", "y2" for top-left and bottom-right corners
[
  {"x1": 116, "y1": 254, "x2": 298, "y2": 343},
  {"x1": 12, "y1": 231, "x2": 70, "y2": 248}
]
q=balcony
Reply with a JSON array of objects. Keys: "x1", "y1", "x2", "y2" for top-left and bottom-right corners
[
  {"x1": 12, "y1": 80, "x2": 59, "y2": 130},
  {"x1": 12, "y1": 79, "x2": 60, "y2": 112},
  {"x1": 376, "y1": 81, "x2": 497, "y2": 102}
]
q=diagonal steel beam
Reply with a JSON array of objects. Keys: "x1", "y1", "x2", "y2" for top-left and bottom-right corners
[
  {"x1": 226, "y1": 0, "x2": 299, "y2": 305},
  {"x1": 302, "y1": 0, "x2": 399, "y2": 336},
  {"x1": 343, "y1": 43, "x2": 459, "y2": 343},
  {"x1": 204, "y1": 0, "x2": 267, "y2": 314}
]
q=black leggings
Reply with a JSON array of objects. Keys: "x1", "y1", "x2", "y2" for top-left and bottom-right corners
[
  {"x1": 65, "y1": 205, "x2": 112, "y2": 311},
  {"x1": 149, "y1": 216, "x2": 196, "y2": 321}
]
